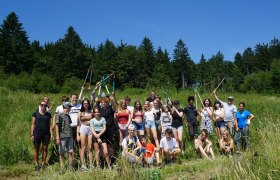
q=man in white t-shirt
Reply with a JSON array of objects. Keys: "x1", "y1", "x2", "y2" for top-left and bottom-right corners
[
  {"x1": 159, "y1": 129, "x2": 181, "y2": 164},
  {"x1": 122, "y1": 125, "x2": 144, "y2": 163},
  {"x1": 213, "y1": 91, "x2": 237, "y2": 135},
  {"x1": 68, "y1": 93, "x2": 82, "y2": 148}
]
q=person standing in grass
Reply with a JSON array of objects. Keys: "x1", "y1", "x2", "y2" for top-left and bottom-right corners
[
  {"x1": 160, "y1": 105, "x2": 172, "y2": 138},
  {"x1": 52, "y1": 96, "x2": 69, "y2": 130},
  {"x1": 153, "y1": 99, "x2": 162, "y2": 140},
  {"x1": 144, "y1": 101, "x2": 160, "y2": 148},
  {"x1": 170, "y1": 100, "x2": 184, "y2": 152},
  {"x1": 213, "y1": 100, "x2": 225, "y2": 140},
  {"x1": 195, "y1": 129, "x2": 215, "y2": 160},
  {"x1": 159, "y1": 129, "x2": 181, "y2": 164},
  {"x1": 69, "y1": 93, "x2": 82, "y2": 151},
  {"x1": 90, "y1": 108, "x2": 111, "y2": 170},
  {"x1": 234, "y1": 102, "x2": 254, "y2": 152},
  {"x1": 183, "y1": 96, "x2": 199, "y2": 141},
  {"x1": 116, "y1": 99, "x2": 131, "y2": 146},
  {"x1": 77, "y1": 99, "x2": 93, "y2": 170},
  {"x1": 56, "y1": 102, "x2": 74, "y2": 173},
  {"x1": 219, "y1": 130, "x2": 234, "y2": 156},
  {"x1": 132, "y1": 100, "x2": 145, "y2": 136},
  {"x1": 199, "y1": 99, "x2": 213, "y2": 138},
  {"x1": 213, "y1": 91, "x2": 237, "y2": 136},
  {"x1": 31, "y1": 100, "x2": 53, "y2": 171}
]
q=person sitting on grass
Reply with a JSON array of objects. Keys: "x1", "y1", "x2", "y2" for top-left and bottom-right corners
[
  {"x1": 159, "y1": 129, "x2": 181, "y2": 164},
  {"x1": 195, "y1": 129, "x2": 215, "y2": 160},
  {"x1": 55, "y1": 102, "x2": 74, "y2": 173},
  {"x1": 90, "y1": 108, "x2": 111, "y2": 170},
  {"x1": 139, "y1": 135, "x2": 161, "y2": 166},
  {"x1": 219, "y1": 130, "x2": 234, "y2": 156},
  {"x1": 122, "y1": 125, "x2": 144, "y2": 164}
]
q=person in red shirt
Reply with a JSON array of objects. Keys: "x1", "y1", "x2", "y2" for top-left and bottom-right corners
[{"x1": 139, "y1": 136, "x2": 160, "y2": 165}]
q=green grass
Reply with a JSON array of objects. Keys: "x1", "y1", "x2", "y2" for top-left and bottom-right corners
[{"x1": 0, "y1": 86, "x2": 280, "y2": 179}]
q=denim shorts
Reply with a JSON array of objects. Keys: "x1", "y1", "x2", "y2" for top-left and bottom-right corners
[
  {"x1": 132, "y1": 121, "x2": 144, "y2": 131},
  {"x1": 79, "y1": 124, "x2": 92, "y2": 136},
  {"x1": 145, "y1": 120, "x2": 156, "y2": 129},
  {"x1": 59, "y1": 137, "x2": 74, "y2": 154},
  {"x1": 214, "y1": 120, "x2": 226, "y2": 128}
]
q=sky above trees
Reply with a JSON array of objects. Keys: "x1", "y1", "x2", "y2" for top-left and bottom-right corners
[{"x1": 1, "y1": 1, "x2": 280, "y2": 62}]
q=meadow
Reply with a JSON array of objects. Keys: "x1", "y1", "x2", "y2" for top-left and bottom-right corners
[{"x1": 0, "y1": 86, "x2": 279, "y2": 179}]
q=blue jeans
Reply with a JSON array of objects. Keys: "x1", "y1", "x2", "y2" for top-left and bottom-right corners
[{"x1": 234, "y1": 126, "x2": 249, "y2": 150}]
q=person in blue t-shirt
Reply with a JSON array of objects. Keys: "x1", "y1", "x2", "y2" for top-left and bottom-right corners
[{"x1": 234, "y1": 102, "x2": 254, "y2": 152}]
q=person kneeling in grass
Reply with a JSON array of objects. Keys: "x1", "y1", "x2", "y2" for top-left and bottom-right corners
[
  {"x1": 195, "y1": 129, "x2": 215, "y2": 160},
  {"x1": 219, "y1": 130, "x2": 234, "y2": 156},
  {"x1": 122, "y1": 125, "x2": 144, "y2": 164},
  {"x1": 159, "y1": 129, "x2": 181, "y2": 164},
  {"x1": 139, "y1": 135, "x2": 161, "y2": 166},
  {"x1": 56, "y1": 102, "x2": 74, "y2": 173}
]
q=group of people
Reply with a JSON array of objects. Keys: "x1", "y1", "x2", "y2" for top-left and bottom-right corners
[{"x1": 30, "y1": 84, "x2": 254, "y2": 173}]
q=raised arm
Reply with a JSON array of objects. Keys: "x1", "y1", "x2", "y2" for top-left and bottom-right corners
[{"x1": 78, "y1": 85, "x2": 85, "y2": 101}]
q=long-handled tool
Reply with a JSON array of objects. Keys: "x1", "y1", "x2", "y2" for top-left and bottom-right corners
[{"x1": 211, "y1": 76, "x2": 226, "y2": 97}]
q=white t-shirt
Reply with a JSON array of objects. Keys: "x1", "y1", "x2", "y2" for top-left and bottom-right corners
[
  {"x1": 220, "y1": 101, "x2": 237, "y2": 122},
  {"x1": 127, "y1": 106, "x2": 134, "y2": 114},
  {"x1": 69, "y1": 103, "x2": 82, "y2": 127},
  {"x1": 144, "y1": 109, "x2": 156, "y2": 121},
  {"x1": 55, "y1": 105, "x2": 64, "y2": 115},
  {"x1": 160, "y1": 137, "x2": 178, "y2": 150}
]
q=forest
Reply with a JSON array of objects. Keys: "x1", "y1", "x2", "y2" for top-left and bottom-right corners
[{"x1": 0, "y1": 12, "x2": 280, "y2": 94}]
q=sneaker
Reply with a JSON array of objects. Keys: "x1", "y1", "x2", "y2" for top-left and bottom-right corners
[
  {"x1": 59, "y1": 169, "x2": 65, "y2": 174},
  {"x1": 89, "y1": 165, "x2": 95, "y2": 170},
  {"x1": 34, "y1": 165, "x2": 40, "y2": 172},
  {"x1": 81, "y1": 165, "x2": 87, "y2": 171}
]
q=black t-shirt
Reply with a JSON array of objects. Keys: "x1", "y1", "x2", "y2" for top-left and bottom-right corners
[
  {"x1": 146, "y1": 96, "x2": 155, "y2": 102},
  {"x1": 183, "y1": 105, "x2": 198, "y2": 124},
  {"x1": 32, "y1": 111, "x2": 52, "y2": 136},
  {"x1": 99, "y1": 106, "x2": 118, "y2": 132},
  {"x1": 171, "y1": 108, "x2": 183, "y2": 128}
]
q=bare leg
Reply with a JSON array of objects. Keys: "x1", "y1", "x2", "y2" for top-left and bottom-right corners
[
  {"x1": 146, "y1": 128, "x2": 151, "y2": 141},
  {"x1": 59, "y1": 154, "x2": 65, "y2": 169},
  {"x1": 102, "y1": 143, "x2": 111, "y2": 169},
  {"x1": 93, "y1": 143, "x2": 100, "y2": 167},
  {"x1": 42, "y1": 145, "x2": 48, "y2": 165},
  {"x1": 34, "y1": 145, "x2": 40, "y2": 166},
  {"x1": 80, "y1": 134, "x2": 87, "y2": 167},
  {"x1": 177, "y1": 128, "x2": 184, "y2": 151},
  {"x1": 87, "y1": 135, "x2": 93, "y2": 167},
  {"x1": 151, "y1": 128, "x2": 160, "y2": 148}
]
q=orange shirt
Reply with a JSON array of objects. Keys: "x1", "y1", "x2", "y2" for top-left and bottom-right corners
[{"x1": 145, "y1": 143, "x2": 155, "y2": 158}]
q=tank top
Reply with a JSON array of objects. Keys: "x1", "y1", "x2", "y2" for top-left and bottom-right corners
[
  {"x1": 118, "y1": 110, "x2": 129, "y2": 124},
  {"x1": 214, "y1": 108, "x2": 223, "y2": 121},
  {"x1": 134, "y1": 111, "x2": 143, "y2": 119}
]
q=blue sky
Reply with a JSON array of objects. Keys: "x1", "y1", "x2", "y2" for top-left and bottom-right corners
[{"x1": 1, "y1": 1, "x2": 280, "y2": 62}]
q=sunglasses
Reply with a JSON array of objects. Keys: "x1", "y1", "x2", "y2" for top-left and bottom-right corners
[
  {"x1": 72, "y1": 99, "x2": 78, "y2": 101},
  {"x1": 40, "y1": 104, "x2": 47, "y2": 107}
]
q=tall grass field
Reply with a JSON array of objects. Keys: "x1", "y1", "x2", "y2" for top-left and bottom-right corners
[{"x1": 0, "y1": 86, "x2": 279, "y2": 179}]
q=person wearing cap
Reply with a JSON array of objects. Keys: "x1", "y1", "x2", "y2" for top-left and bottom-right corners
[
  {"x1": 55, "y1": 102, "x2": 74, "y2": 173},
  {"x1": 183, "y1": 96, "x2": 199, "y2": 141},
  {"x1": 159, "y1": 129, "x2": 181, "y2": 164},
  {"x1": 31, "y1": 100, "x2": 53, "y2": 171},
  {"x1": 170, "y1": 100, "x2": 184, "y2": 151},
  {"x1": 213, "y1": 91, "x2": 237, "y2": 136},
  {"x1": 122, "y1": 125, "x2": 144, "y2": 164},
  {"x1": 234, "y1": 102, "x2": 254, "y2": 152}
]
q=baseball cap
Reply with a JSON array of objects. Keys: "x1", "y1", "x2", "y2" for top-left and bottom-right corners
[
  {"x1": 228, "y1": 96, "x2": 234, "y2": 99},
  {"x1": 63, "y1": 102, "x2": 73, "y2": 109},
  {"x1": 128, "y1": 124, "x2": 135, "y2": 130}
]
